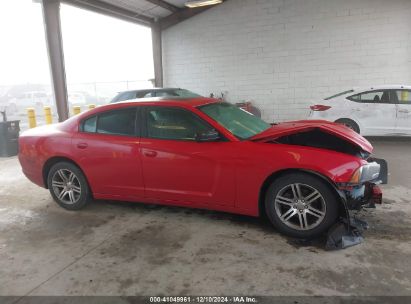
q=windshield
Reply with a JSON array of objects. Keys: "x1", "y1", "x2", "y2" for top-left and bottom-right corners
[{"x1": 199, "y1": 102, "x2": 271, "y2": 139}]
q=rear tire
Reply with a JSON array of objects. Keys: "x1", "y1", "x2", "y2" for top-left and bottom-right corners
[
  {"x1": 47, "y1": 162, "x2": 90, "y2": 210},
  {"x1": 335, "y1": 118, "x2": 360, "y2": 134},
  {"x1": 264, "y1": 173, "x2": 339, "y2": 239}
]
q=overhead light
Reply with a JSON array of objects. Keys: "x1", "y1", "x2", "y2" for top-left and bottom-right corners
[{"x1": 185, "y1": 0, "x2": 223, "y2": 8}]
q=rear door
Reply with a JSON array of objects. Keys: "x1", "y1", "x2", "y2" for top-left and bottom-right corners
[
  {"x1": 348, "y1": 90, "x2": 396, "y2": 135},
  {"x1": 72, "y1": 107, "x2": 144, "y2": 199},
  {"x1": 392, "y1": 89, "x2": 411, "y2": 135},
  {"x1": 139, "y1": 105, "x2": 236, "y2": 207}
]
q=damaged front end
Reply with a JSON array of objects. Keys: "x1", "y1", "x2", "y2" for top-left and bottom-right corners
[
  {"x1": 324, "y1": 157, "x2": 387, "y2": 250},
  {"x1": 325, "y1": 157, "x2": 388, "y2": 250},
  {"x1": 337, "y1": 158, "x2": 387, "y2": 210},
  {"x1": 251, "y1": 121, "x2": 389, "y2": 249}
]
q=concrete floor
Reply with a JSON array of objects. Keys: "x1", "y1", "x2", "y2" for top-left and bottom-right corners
[{"x1": 0, "y1": 139, "x2": 410, "y2": 296}]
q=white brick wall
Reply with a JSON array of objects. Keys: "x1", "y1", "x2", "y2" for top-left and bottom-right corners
[{"x1": 162, "y1": 0, "x2": 411, "y2": 122}]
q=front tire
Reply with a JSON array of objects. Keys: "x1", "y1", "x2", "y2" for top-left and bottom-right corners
[
  {"x1": 265, "y1": 173, "x2": 339, "y2": 239},
  {"x1": 47, "y1": 162, "x2": 90, "y2": 210}
]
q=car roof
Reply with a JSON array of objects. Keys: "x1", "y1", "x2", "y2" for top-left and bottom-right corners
[
  {"x1": 117, "y1": 96, "x2": 216, "y2": 107},
  {"x1": 116, "y1": 88, "x2": 182, "y2": 94},
  {"x1": 353, "y1": 84, "x2": 411, "y2": 92}
]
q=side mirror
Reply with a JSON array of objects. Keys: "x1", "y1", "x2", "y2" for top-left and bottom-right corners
[{"x1": 196, "y1": 129, "x2": 220, "y2": 142}]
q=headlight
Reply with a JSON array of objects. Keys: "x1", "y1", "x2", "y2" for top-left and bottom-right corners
[{"x1": 350, "y1": 162, "x2": 381, "y2": 184}]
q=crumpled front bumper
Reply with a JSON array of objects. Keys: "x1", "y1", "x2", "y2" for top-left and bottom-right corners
[
  {"x1": 344, "y1": 183, "x2": 382, "y2": 210},
  {"x1": 326, "y1": 158, "x2": 387, "y2": 250},
  {"x1": 338, "y1": 157, "x2": 387, "y2": 210}
]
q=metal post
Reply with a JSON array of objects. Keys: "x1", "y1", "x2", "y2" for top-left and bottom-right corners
[
  {"x1": 73, "y1": 106, "x2": 81, "y2": 115},
  {"x1": 27, "y1": 108, "x2": 37, "y2": 128},
  {"x1": 41, "y1": 0, "x2": 69, "y2": 122},
  {"x1": 151, "y1": 22, "x2": 163, "y2": 88},
  {"x1": 44, "y1": 106, "x2": 53, "y2": 124}
]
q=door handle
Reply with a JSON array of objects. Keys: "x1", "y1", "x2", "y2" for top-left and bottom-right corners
[
  {"x1": 398, "y1": 109, "x2": 409, "y2": 113},
  {"x1": 144, "y1": 150, "x2": 157, "y2": 157},
  {"x1": 77, "y1": 143, "x2": 88, "y2": 149}
]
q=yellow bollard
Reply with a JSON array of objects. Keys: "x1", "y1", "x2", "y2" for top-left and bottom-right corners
[
  {"x1": 88, "y1": 104, "x2": 96, "y2": 110},
  {"x1": 73, "y1": 106, "x2": 81, "y2": 115},
  {"x1": 27, "y1": 108, "x2": 37, "y2": 129},
  {"x1": 44, "y1": 106, "x2": 52, "y2": 124}
]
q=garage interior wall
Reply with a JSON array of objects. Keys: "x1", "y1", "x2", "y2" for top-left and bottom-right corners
[{"x1": 162, "y1": 0, "x2": 411, "y2": 122}]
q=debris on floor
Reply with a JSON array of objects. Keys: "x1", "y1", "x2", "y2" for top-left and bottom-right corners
[{"x1": 325, "y1": 216, "x2": 369, "y2": 250}]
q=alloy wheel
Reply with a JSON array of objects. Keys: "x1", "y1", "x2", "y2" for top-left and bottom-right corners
[
  {"x1": 274, "y1": 183, "x2": 326, "y2": 231},
  {"x1": 51, "y1": 169, "x2": 82, "y2": 205}
]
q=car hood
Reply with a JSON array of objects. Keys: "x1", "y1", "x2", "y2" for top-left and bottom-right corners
[{"x1": 250, "y1": 120, "x2": 373, "y2": 153}]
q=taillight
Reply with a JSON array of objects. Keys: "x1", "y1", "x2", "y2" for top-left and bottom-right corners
[{"x1": 310, "y1": 105, "x2": 331, "y2": 111}]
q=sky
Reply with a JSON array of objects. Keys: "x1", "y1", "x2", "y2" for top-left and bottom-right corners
[{"x1": 0, "y1": 0, "x2": 154, "y2": 87}]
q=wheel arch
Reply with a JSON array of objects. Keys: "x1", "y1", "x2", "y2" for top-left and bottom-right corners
[
  {"x1": 334, "y1": 117, "x2": 361, "y2": 133},
  {"x1": 42, "y1": 156, "x2": 91, "y2": 192},
  {"x1": 258, "y1": 168, "x2": 347, "y2": 219}
]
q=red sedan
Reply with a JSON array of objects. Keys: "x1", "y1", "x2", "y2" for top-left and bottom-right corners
[{"x1": 18, "y1": 98, "x2": 383, "y2": 238}]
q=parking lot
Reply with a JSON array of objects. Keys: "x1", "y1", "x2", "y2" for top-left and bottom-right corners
[{"x1": 1, "y1": 138, "x2": 410, "y2": 296}]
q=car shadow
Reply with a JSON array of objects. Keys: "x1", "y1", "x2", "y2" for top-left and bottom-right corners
[{"x1": 93, "y1": 199, "x2": 328, "y2": 251}]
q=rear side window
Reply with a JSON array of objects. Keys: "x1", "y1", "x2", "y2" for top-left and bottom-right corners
[
  {"x1": 348, "y1": 90, "x2": 391, "y2": 104},
  {"x1": 81, "y1": 109, "x2": 137, "y2": 136}
]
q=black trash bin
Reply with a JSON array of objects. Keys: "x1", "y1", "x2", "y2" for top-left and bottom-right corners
[{"x1": 0, "y1": 120, "x2": 20, "y2": 157}]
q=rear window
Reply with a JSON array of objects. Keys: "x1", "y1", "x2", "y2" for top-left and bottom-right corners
[{"x1": 324, "y1": 90, "x2": 354, "y2": 100}]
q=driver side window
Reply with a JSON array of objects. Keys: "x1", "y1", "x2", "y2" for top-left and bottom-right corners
[{"x1": 145, "y1": 107, "x2": 213, "y2": 141}]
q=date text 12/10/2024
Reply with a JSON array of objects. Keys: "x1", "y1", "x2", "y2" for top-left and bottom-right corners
[{"x1": 150, "y1": 296, "x2": 258, "y2": 303}]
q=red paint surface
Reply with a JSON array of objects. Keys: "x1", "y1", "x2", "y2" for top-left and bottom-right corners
[{"x1": 18, "y1": 98, "x2": 373, "y2": 216}]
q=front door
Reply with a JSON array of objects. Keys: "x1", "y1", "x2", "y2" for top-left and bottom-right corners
[
  {"x1": 140, "y1": 106, "x2": 236, "y2": 206},
  {"x1": 348, "y1": 90, "x2": 397, "y2": 135}
]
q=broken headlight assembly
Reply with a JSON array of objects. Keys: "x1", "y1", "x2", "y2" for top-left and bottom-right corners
[{"x1": 349, "y1": 162, "x2": 381, "y2": 184}]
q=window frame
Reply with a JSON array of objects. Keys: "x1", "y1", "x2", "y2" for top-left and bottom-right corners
[
  {"x1": 141, "y1": 105, "x2": 224, "y2": 142},
  {"x1": 79, "y1": 107, "x2": 141, "y2": 137}
]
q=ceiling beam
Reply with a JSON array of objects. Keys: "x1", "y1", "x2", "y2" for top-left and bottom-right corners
[
  {"x1": 159, "y1": 6, "x2": 211, "y2": 30},
  {"x1": 62, "y1": 0, "x2": 154, "y2": 26},
  {"x1": 145, "y1": 0, "x2": 180, "y2": 13}
]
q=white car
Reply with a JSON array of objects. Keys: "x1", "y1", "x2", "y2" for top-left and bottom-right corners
[{"x1": 308, "y1": 85, "x2": 411, "y2": 136}]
